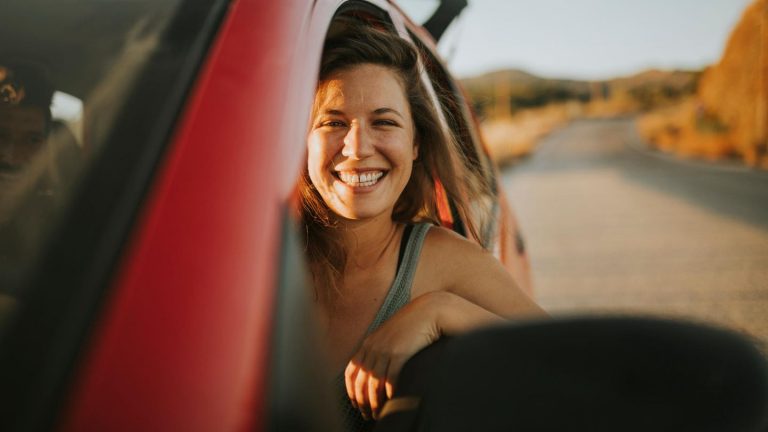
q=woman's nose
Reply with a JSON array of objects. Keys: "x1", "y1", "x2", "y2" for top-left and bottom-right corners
[{"x1": 341, "y1": 124, "x2": 374, "y2": 159}]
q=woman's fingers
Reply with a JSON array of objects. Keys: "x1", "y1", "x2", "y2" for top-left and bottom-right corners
[
  {"x1": 344, "y1": 358, "x2": 362, "y2": 409},
  {"x1": 353, "y1": 365, "x2": 372, "y2": 420},
  {"x1": 385, "y1": 353, "x2": 408, "y2": 400},
  {"x1": 347, "y1": 354, "x2": 371, "y2": 419},
  {"x1": 346, "y1": 349, "x2": 392, "y2": 421},
  {"x1": 385, "y1": 380, "x2": 395, "y2": 400},
  {"x1": 368, "y1": 358, "x2": 389, "y2": 420}
]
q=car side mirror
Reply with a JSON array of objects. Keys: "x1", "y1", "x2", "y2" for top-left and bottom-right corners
[
  {"x1": 422, "y1": 0, "x2": 468, "y2": 42},
  {"x1": 375, "y1": 317, "x2": 768, "y2": 432}
]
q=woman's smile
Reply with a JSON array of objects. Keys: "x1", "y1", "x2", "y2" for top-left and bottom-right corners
[{"x1": 334, "y1": 169, "x2": 387, "y2": 189}]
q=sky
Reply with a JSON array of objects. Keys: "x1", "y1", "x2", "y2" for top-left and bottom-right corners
[{"x1": 399, "y1": 0, "x2": 756, "y2": 80}]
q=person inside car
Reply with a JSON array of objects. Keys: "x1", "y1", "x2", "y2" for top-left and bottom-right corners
[
  {"x1": 298, "y1": 23, "x2": 546, "y2": 431},
  {"x1": 0, "y1": 62, "x2": 53, "y2": 207},
  {"x1": 0, "y1": 61, "x2": 81, "y2": 290}
]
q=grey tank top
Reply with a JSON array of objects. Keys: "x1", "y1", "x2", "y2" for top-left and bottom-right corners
[{"x1": 336, "y1": 222, "x2": 432, "y2": 432}]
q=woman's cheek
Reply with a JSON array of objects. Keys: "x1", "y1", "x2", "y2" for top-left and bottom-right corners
[
  {"x1": 306, "y1": 132, "x2": 322, "y2": 158},
  {"x1": 313, "y1": 132, "x2": 343, "y2": 159},
  {"x1": 307, "y1": 135, "x2": 330, "y2": 176}
]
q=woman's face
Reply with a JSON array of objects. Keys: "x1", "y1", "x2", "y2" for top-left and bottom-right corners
[{"x1": 307, "y1": 63, "x2": 417, "y2": 221}]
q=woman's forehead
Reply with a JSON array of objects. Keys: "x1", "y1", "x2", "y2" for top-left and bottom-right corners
[{"x1": 316, "y1": 64, "x2": 408, "y2": 112}]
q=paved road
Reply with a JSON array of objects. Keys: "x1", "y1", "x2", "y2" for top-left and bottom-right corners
[{"x1": 502, "y1": 118, "x2": 768, "y2": 346}]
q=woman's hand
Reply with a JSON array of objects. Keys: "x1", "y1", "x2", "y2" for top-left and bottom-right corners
[
  {"x1": 344, "y1": 292, "x2": 442, "y2": 421},
  {"x1": 344, "y1": 291, "x2": 508, "y2": 420}
]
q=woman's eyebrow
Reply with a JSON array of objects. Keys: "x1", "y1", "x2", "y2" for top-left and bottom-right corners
[
  {"x1": 323, "y1": 109, "x2": 345, "y2": 116},
  {"x1": 373, "y1": 107, "x2": 404, "y2": 119}
]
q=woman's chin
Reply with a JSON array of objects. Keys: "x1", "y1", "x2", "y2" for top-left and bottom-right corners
[
  {"x1": 335, "y1": 209, "x2": 385, "y2": 222},
  {"x1": 330, "y1": 202, "x2": 392, "y2": 222}
]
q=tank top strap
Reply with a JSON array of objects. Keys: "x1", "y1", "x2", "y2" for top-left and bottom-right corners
[{"x1": 365, "y1": 222, "x2": 432, "y2": 335}]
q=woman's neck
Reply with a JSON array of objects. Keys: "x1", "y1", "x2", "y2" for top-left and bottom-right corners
[{"x1": 337, "y1": 213, "x2": 401, "y2": 273}]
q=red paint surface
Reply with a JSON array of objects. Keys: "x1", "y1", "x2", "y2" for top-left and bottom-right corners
[{"x1": 59, "y1": 0, "x2": 323, "y2": 431}]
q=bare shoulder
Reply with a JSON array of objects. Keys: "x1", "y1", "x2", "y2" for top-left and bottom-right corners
[
  {"x1": 421, "y1": 224, "x2": 487, "y2": 262},
  {"x1": 414, "y1": 224, "x2": 543, "y2": 318},
  {"x1": 419, "y1": 225, "x2": 503, "y2": 284}
]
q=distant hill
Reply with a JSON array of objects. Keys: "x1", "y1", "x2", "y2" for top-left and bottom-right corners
[
  {"x1": 460, "y1": 67, "x2": 699, "y2": 119},
  {"x1": 461, "y1": 69, "x2": 591, "y2": 118},
  {"x1": 611, "y1": 69, "x2": 698, "y2": 88},
  {"x1": 463, "y1": 69, "x2": 541, "y2": 85}
]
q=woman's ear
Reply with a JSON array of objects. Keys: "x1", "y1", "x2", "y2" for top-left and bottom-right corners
[{"x1": 413, "y1": 141, "x2": 419, "y2": 161}]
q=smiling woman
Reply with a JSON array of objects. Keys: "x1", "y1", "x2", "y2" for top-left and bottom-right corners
[{"x1": 297, "y1": 21, "x2": 545, "y2": 432}]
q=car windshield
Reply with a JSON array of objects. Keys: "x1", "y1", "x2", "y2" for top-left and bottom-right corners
[{"x1": 0, "y1": 0, "x2": 184, "y2": 333}]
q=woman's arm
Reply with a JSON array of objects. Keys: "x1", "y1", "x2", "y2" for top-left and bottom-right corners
[{"x1": 346, "y1": 226, "x2": 547, "y2": 420}]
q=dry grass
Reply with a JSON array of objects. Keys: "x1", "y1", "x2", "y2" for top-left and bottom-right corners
[
  {"x1": 480, "y1": 103, "x2": 576, "y2": 165},
  {"x1": 582, "y1": 96, "x2": 640, "y2": 119},
  {"x1": 637, "y1": 99, "x2": 741, "y2": 162},
  {"x1": 638, "y1": 102, "x2": 768, "y2": 170}
]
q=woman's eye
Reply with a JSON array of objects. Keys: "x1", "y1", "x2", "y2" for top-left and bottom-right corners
[
  {"x1": 321, "y1": 120, "x2": 346, "y2": 128},
  {"x1": 374, "y1": 119, "x2": 397, "y2": 127}
]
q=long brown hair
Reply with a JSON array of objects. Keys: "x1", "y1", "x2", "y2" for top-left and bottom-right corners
[{"x1": 300, "y1": 22, "x2": 487, "y2": 297}]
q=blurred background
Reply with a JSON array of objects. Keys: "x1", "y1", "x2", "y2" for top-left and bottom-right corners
[{"x1": 402, "y1": 0, "x2": 768, "y2": 348}]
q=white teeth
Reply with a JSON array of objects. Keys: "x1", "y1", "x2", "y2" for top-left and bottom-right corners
[{"x1": 338, "y1": 171, "x2": 384, "y2": 187}]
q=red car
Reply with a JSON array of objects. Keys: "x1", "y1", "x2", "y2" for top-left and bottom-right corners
[{"x1": 1, "y1": 1, "x2": 765, "y2": 431}]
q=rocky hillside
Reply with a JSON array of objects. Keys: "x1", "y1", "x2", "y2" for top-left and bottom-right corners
[{"x1": 697, "y1": 0, "x2": 767, "y2": 165}]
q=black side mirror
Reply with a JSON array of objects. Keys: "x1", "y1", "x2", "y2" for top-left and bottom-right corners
[
  {"x1": 375, "y1": 317, "x2": 768, "y2": 432},
  {"x1": 422, "y1": 0, "x2": 469, "y2": 42}
]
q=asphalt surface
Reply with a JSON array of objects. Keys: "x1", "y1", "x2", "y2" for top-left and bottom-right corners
[{"x1": 502, "y1": 118, "x2": 768, "y2": 347}]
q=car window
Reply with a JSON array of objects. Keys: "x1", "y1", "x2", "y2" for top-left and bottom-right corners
[{"x1": 0, "y1": 0, "x2": 184, "y2": 334}]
